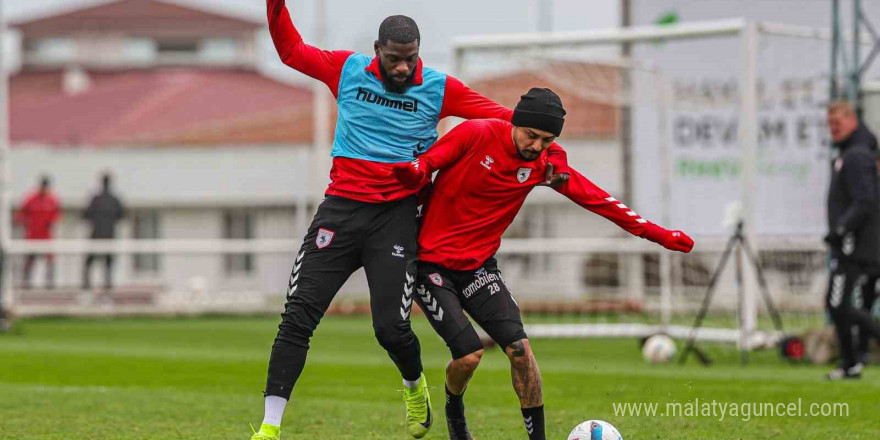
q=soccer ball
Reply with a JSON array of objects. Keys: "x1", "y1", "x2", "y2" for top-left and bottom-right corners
[
  {"x1": 567, "y1": 420, "x2": 622, "y2": 440},
  {"x1": 642, "y1": 334, "x2": 677, "y2": 363}
]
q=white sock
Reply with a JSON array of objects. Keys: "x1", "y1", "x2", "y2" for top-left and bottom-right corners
[
  {"x1": 403, "y1": 376, "x2": 421, "y2": 389},
  {"x1": 262, "y1": 395, "x2": 287, "y2": 427}
]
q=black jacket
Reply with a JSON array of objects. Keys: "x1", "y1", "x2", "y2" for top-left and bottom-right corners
[
  {"x1": 827, "y1": 124, "x2": 880, "y2": 264},
  {"x1": 84, "y1": 190, "x2": 124, "y2": 239}
]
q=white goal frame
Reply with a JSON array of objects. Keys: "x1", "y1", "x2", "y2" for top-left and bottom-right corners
[{"x1": 449, "y1": 18, "x2": 864, "y2": 349}]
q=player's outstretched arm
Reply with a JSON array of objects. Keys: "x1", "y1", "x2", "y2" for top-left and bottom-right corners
[
  {"x1": 555, "y1": 169, "x2": 694, "y2": 253},
  {"x1": 439, "y1": 76, "x2": 514, "y2": 121},
  {"x1": 267, "y1": 0, "x2": 352, "y2": 95}
]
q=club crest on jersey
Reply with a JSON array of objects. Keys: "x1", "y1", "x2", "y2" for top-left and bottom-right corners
[
  {"x1": 316, "y1": 228, "x2": 335, "y2": 249},
  {"x1": 517, "y1": 167, "x2": 532, "y2": 183},
  {"x1": 429, "y1": 273, "x2": 443, "y2": 286}
]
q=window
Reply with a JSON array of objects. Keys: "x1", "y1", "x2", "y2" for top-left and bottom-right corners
[
  {"x1": 25, "y1": 38, "x2": 76, "y2": 63},
  {"x1": 156, "y1": 40, "x2": 200, "y2": 64},
  {"x1": 124, "y1": 38, "x2": 157, "y2": 64},
  {"x1": 199, "y1": 38, "x2": 238, "y2": 63},
  {"x1": 157, "y1": 40, "x2": 199, "y2": 54},
  {"x1": 132, "y1": 210, "x2": 160, "y2": 274},
  {"x1": 223, "y1": 211, "x2": 254, "y2": 276}
]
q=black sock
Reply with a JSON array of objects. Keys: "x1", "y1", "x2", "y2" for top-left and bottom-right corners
[
  {"x1": 521, "y1": 405, "x2": 545, "y2": 440},
  {"x1": 445, "y1": 386, "x2": 466, "y2": 420}
]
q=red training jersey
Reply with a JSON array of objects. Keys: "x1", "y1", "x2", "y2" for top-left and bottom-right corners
[
  {"x1": 15, "y1": 191, "x2": 61, "y2": 240},
  {"x1": 267, "y1": 0, "x2": 567, "y2": 202},
  {"x1": 417, "y1": 119, "x2": 658, "y2": 270}
]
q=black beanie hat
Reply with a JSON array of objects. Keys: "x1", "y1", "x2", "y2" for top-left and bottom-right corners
[{"x1": 511, "y1": 87, "x2": 566, "y2": 137}]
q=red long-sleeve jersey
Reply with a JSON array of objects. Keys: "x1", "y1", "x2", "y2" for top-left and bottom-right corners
[
  {"x1": 15, "y1": 191, "x2": 60, "y2": 240},
  {"x1": 267, "y1": 0, "x2": 568, "y2": 202},
  {"x1": 417, "y1": 119, "x2": 659, "y2": 270}
]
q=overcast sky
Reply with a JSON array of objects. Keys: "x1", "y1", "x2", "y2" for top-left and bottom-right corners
[{"x1": 1, "y1": 0, "x2": 620, "y2": 82}]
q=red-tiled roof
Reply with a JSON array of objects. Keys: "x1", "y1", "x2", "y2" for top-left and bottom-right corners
[
  {"x1": 11, "y1": 0, "x2": 261, "y2": 38},
  {"x1": 469, "y1": 63, "x2": 620, "y2": 140},
  {"x1": 11, "y1": 69, "x2": 315, "y2": 146}
]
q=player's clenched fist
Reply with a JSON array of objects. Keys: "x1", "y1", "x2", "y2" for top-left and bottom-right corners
[
  {"x1": 642, "y1": 223, "x2": 694, "y2": 253},
  {"x1": 392, "y1": 159, "x2": 427, "y2": 188}
]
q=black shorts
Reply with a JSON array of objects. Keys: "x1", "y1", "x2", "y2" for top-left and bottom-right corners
[
  {"x1": 280, "y1": 195, "x2": 420, "y2": 337},
  {"x1": 415, "y1": 257, "x2": 527, "y2": 359}
]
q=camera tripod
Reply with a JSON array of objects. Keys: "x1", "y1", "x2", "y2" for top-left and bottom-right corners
[{"x1": 679, "y1": 221, "x2": 785, "y2": 366}]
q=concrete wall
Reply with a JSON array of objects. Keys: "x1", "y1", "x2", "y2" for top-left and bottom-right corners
[
  {"x1": 9, "y1": 145, "x2": 314, "y2": 306},
  {"x1": 10, "y1": 137, "x2": 624, "y2": 304},
  {"x1": 10, "y1": 144, "x2": 314, "y2": 207}
]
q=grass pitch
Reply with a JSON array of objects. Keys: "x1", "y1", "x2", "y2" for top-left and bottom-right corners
[{"x1": 0, "y1": 315, "x2": 878, "y2": 439}]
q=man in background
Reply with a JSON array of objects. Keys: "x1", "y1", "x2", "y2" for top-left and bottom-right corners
[
  {"x1": 824, "y1": 100, "x2": 880, "y2": 380},
  {"x1": 82, "y1": 173, "x2": 125, "y2": 291},
  {"x1": 856, "y1": 149, "x2": 880, "y2": 364},
  {"x1": 14, "y1": 176, "x2": 60, "y2": 289}
]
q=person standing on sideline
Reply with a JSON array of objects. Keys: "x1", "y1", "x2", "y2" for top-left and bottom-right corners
[
  {"x1": 855, "y1": 146, "x2": 880, "y2": 364},
  {"x1": 82, "y1": 173, "x2": 125, "y2": 291},
  {"x1": 14, "y1": 176, "x2": 60, "y2": 289},
  {"x1": 824, "y1": 100, "x2": 880, "y2": 380}
]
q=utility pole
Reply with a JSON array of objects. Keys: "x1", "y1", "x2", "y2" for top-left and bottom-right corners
[
  {"x1": 0, "y1": 0, "x2": 11, "y2": 330},
  {"x1": 620, "y1": 0, "x2": 633, "y2": 205},
  {"x1": 830, "y1": 0, "x2": 880, "y2": 116},
  {"x1": 311, "y1": 0, "x2": 330, "y2": 212},
  {"x1": 530, "y1": 0, "x2": 554, "y2": 33}
]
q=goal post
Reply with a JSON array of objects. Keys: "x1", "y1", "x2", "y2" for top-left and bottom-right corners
[{"x1": 450, "y1": 19, "x2": 853, "y2": 349}]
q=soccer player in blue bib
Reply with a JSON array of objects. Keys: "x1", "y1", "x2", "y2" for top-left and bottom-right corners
[{"x1": 252, "y1": 2, "x2": 570, "y2": 439}]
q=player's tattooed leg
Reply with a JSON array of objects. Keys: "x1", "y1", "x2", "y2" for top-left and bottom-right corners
[{"x1": 505, "y1": 339, "x2": 543, "y2": 407}]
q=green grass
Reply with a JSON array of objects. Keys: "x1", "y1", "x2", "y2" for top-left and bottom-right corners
[{"x1": 0, "y1": 315, "x2": 878, "y2": 439}]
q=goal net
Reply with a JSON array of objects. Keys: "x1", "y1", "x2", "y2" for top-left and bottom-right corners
[{"x1": 451, "y1": 19, "x2": 843, "y2": 349}]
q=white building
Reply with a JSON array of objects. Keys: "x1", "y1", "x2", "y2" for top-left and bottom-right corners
[{"x1": 8, "y1": 0, "x2": 322, "y2": 312}]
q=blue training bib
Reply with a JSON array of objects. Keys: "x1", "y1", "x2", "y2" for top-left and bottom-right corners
[{"x1": 331, "y1": 54, "x2": 447, "y2": 163}]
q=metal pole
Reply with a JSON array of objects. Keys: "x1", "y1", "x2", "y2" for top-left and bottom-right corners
[
  {"x1": 453, "y1": 18, "x2": 746, "y2": 51},
  {"x1": 311, "y1": 0, "x2": 330, "y2": 209},
  {"x1": 0, "y1": 0, "x2": 12, "y2": 322},
  {"x1": 853, "y1": 0, "x2": 862, "y2": 113},
  {"x1": 831, "y1": 0, "x2": 840, "y2": 100},
  {"x1": 445, "y1": 46, "x2": 466, "y2": 133},
  {"x1": 737, "y1": 22, "x2": 760, "y2": 355},
  {"x1": 735, "y1": 240, "x2": 747, "y2": 365},
  {"x1": 530, "y1": 0, "x2": 554, "y2": 33},
  {"x1": 620, "y1": 0, "x2": 634, "y2": 206},
  {"x1": 657, "y1": 71, "x2": 673, "y2": 327},
  {"x1": 540, "y1": 0, "x2": 553, "y2": 33}
]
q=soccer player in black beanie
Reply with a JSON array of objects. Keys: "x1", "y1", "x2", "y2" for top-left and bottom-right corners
[
  {"x1": 392, "y1": 87, "x2": 693, "y2": 439},
  {"x1": 511, "y1": 88, "x2": 567, "y2": 150}
]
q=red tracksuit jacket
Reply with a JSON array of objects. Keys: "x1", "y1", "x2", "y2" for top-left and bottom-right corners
[
  {"x1": 267, "y1": 0, "x2": 568, "y2": 202},
  {"x1": 416, "y1": 119, "x2": 660, "y2": 270},
  {"x1": 15, "y1": 191, "x2": 61, "y2": 240}
]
